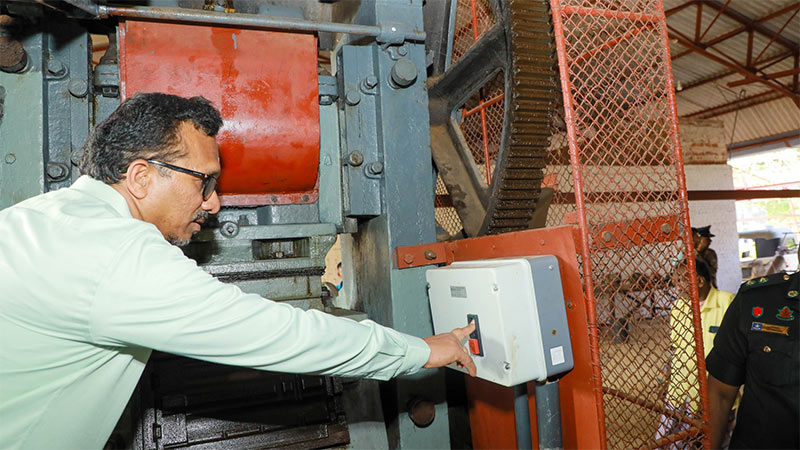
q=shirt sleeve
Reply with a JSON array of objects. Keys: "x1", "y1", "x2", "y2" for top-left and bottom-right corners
[
  {"x1": 87, "y1": 227, "x2": 430, "y2": 381},
  {"x1": 705, "y1": 290, "x2": 747, "y2": 387}
]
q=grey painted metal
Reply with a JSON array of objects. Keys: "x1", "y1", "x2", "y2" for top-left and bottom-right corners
[
  {"x1": 0, "y1": 16, "x2": 90, "y2": 209},
  {"x1": 513, "y1": 383, "x2": 533, "y2": 450},
  {"x1": 340, "y1": 45, "x2": 382, "y2": 218},
  {"x1": 534, "y1": 381, "x2": 563, "y2": 450},
  {"x1": 0, "y1": 33, "x2": 44, "y2": 210},
  {"x1": 318, "y1": 103, "x2": 344, "y2": 229},
  {"x1": 528, "y1": 256, "x2": 574, "y2": 378},
  {"x1": 98, "y1": 5, "x2": 425, "y2": 44},
  {"x1": 344, "y1": 0, "x2": 449, "y2": 448}
]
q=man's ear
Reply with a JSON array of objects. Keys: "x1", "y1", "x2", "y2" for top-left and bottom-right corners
[
  {"x1": 697, "y1": 276, "x2": 706, "y2": 289},
  {"x1": 124, "y1": 159, "x2": 151, "y2": 200}
]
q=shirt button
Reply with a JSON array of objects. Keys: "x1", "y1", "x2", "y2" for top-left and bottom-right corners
[{"x1": 763, "y1": 346, "x2": 771, "y2": 353}]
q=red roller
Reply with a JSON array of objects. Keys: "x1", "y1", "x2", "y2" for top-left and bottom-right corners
[{"x1": 119, "y1": 20, "x2": 320, "y2": 206}]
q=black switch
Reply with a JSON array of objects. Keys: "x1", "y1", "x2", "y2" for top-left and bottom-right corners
[{"x1": 467, "y1": 314, "x2": 483, "y2": 356}]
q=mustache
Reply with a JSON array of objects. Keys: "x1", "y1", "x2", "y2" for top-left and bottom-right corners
[{"x1": 192, "y1": 211, "x2": 210, "y2": 223}]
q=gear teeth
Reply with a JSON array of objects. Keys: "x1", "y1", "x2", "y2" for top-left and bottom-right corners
[{"x1": 485, "y1": 0, "x2": 557, "y2": 235}]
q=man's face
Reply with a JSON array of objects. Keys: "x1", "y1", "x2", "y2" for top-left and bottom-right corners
[
  {"x1": 698, "y1": 236, "x2": 710, "y2": 251},
  {"x1": 147, "y1": 122, "x2": 221, "y2": 246}
]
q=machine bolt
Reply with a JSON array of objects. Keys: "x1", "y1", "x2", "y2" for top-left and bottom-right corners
[
  {"x1": 407, "y1": 397, "x2": 436, "y2": 428},
  {"x1": 220, "y1": 221, "x2": 239, "y2": 238},
  {"x1": 403, "y1": 253, "x2": 414, "y2": 264},
  {"x1": 366, "y1": 161, "x2": 383, "y2": 175},
  {"x1": 0, "y1": 36, "x2": 27, "y2": 73},
  {"x1": 661, "y1": 223, "x2": 672, "y2": 234},
  {"x1": 319, "y1": 94, "x2": 334, "y2": 106},
  {"x1": 390, "y1": 59, "x2": 417, "y2": 88},
  {"x1": 46, "y1": 163, "x2": 68, "y2": 181},
  {"x1": 424, "y1": 250, "x2": 437, "y2": 260},
  {"x1": 46, "y1": 58, "x2": 66, "y2": 76},
  {"x1": 397, "y1": 46, "x2": 408, "y2": 56},
  {"x1": 567, "y1": 300, "x2": 574, "y2": 309},
  {"x1": 347, "y1": 151, "x2": 364, "y2": 167},
  {"x1": 363, "y1": 75, "x2": 378, "y2": 89},
  {"x1": 344, "y1": 89, "x2": 361, "y2": 106},
  {"x1": 601, "y1": 231, "x2": 614, "y2": 243},
  {"x1": 5, "y1": 153, "x2": 15, "y2": 164},
  {"x1": 68, "y1": 79, "x2": 88, "y2": 98}
]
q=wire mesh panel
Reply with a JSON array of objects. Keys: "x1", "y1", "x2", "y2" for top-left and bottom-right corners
[
  {"x1": 451, "y1": 0, "x2": 497, "y2": 65},
  {"x1": 547, "y1": 0, "x2": 707, "y2": 448}
]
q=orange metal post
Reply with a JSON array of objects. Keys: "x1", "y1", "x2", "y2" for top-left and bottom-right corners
[{"x1": 396, "y1": 226, "x2": 604, "y2": 449}]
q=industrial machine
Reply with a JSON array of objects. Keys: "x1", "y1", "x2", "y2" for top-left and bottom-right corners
[{"x1": 1, "y1": 0, "x2": 709, "y2": 448}]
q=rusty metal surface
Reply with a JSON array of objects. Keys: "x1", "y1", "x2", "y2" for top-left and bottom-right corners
[
  {"x1": 122, "y1": 352, "x2": 350, "y2": 450},
  {"x1": 428, "y1": 0, "x2": 558, "y2": 237},
  {"x1": 547, "y1": 0, "x2": 708, "y2": 448},
  {"x1": 396, "y1": 226, "x2": 604, "y2": 449},
  {"x1": 119, "y1": 20, "x2": 320, "y2": 206}
]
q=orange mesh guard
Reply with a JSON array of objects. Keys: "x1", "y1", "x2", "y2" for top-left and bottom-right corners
[{"x1": 548, "y1": 0, "x2": 708, "y2": 448}]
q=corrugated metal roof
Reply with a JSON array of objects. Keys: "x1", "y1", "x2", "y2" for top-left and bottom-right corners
[{"x1": 663, "y1": 0, "x2": 799, "y2": 145}]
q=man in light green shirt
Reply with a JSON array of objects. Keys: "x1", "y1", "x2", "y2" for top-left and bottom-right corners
[{"x1": 0, "y1": 93, "x2": 476, "y2": 449}]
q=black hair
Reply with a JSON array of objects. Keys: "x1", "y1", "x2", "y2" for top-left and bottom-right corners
[
  {"x1": 337, "y1": 262, "x2": 342, "y2": 269},
  {"x1": 79, "y1": 93, "x2": 223, "y2": 184},
  {"x1": 693, "y1": 258, "x2": 711, "y2": 283}
]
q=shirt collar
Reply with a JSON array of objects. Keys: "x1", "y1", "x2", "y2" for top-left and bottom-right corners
[
  {"x1": 701, "y1": 287, "x2": 720, "y2": 312},
  {"x1": 70, "y1": 176, "x2": 133, "y2": 219}
]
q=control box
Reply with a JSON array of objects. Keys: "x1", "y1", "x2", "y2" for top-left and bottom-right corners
[{"x1": 426, "y1": 256, "x2": 573, "y2": 386}]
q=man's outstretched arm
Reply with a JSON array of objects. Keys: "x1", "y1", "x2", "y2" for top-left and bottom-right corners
[{"x1": 424, "y1": 322, "x2": 477, "y2": 376}]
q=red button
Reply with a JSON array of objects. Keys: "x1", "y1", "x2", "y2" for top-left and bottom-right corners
[{"x1": 468, "y1": 338, "x2": 480, "y2": 355}]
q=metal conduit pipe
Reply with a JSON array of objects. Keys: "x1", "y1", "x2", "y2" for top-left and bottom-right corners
[
  {"x1": 97, "y1": 5, "x2": 425, "y2": 44},
  {"x1": 535, "y1": 381, "x2": 563, "y2": 450},
  {"x1": 513, "y1": 383, "x2": 533, "y2": 450}
]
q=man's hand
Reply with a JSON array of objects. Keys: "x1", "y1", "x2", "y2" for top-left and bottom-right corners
[{"x1": 422, "y1": 322, "x2": 477, "y2": 376}]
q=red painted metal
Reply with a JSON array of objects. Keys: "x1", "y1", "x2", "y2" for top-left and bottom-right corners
[
  {"x1": 550, "y1": 0, "x2": 608, "y2": 448},
  {"x1": 657, "y1": 0, "x2": 710, "y2": 444},
  {"x1": 395, "y1": 226, "x2": 604, "y2": 450},
  {"x1": 703, "y1": 0, "x2": 799, "y2": 53},
  {"x1": 665, "y1": 1, "x2": 694, "y2": 17},
  {"x1": 697, "y1": 0, "x2": 729, "y2": 42},
  {"x1": 728, "y1": 68, "x2": 800, "y2": 87},
  {"x1": 678, "y1": 49, "x2": 795, "y2": 92},
  {"x1": 668, "y1": 27, "x2": 799, "y2": 105},
  {"x1": 545, "y1": 0, "x2": 711, "y2": 447},
  {"x1": 684, "y1": 91, "x2": 778, "y2": 118},
  {"x1": 119, "y1": 20, "x2": 320, "y2": 206},
  {"x1": 461, "y1": 93, "x2": 505, "y2": 118},
  {"x1": 753, "y1": 8, "x2": 800, "y2": 65},
  {"x1": 561, "y1": 5, "x2": 660, "y2": 22}
]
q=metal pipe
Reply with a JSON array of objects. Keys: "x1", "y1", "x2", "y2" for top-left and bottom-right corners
[
  {"x1": 98, "y1": 5, "x2": 425, "y2": 43},
  {"x1": 535, "y1": 381, "x2": 563, "y2": 450},
  {"x1": 513, "y1": 383, "x2": 533, "y2": 450}
]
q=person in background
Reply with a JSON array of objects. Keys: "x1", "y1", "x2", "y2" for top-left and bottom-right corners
[
  {"x1": 336, "y1": 261, "x2": 343, "y2": 292},
  {"x1": 657, "y1": 259, "x2": 736, "y2": 448},
  {"x1": 706, "y1": 252, "x2": 798, "y2": 449},
  {"x1": 693, "y1": 226, "x2": 718, "y2": 288}
]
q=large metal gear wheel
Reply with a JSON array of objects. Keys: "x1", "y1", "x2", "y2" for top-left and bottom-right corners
[{"x1": 427, "y1": 0, "x2": 558, "y2": 237}]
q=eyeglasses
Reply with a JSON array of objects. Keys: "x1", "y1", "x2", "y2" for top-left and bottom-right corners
[{"x1": 146, "y1": 159, "x2": 217, "y2": 200}]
